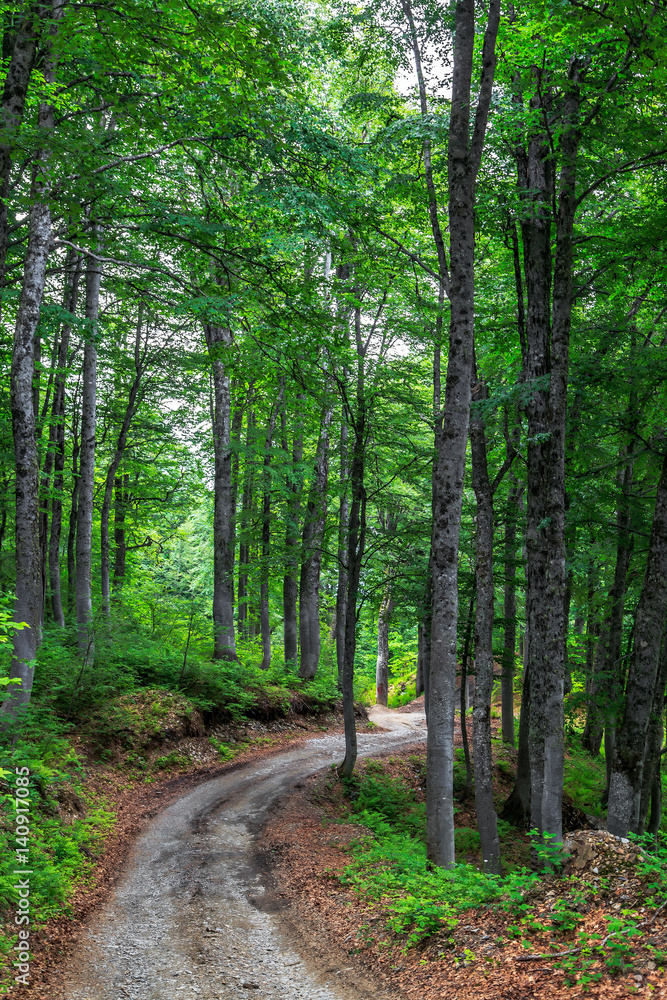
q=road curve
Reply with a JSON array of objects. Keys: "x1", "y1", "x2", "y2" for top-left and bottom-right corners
[{"x1": 62, "y1": 707, "x2": 426, "y2": 1000}]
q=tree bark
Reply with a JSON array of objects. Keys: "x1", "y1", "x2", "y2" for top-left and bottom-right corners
[
  {"x1": 48, "y1": 251, "x2": 81, "y2": 627},
  {"x1": 335, "y1": 416, "x2": 349, "y2": 688},
  {"x1": 375, "y1": 585, "x2": 394, "y2": 706},
  {"x1": 67, "y1": 401, "x2": 80, "y2": 610},
  {"x1": 402, "y1": 0, "x2": 500, "y2": 868},
  {"x1": 113, "y1": 472, "x2": 128, "y2": 589},
  {"x1": 460, "y1": 591, "x2": 475, "y2": 801},
  {"x1": 205, "y1": 323, "x2": 237, "y2": 660},
  {"x1": 101, "y1": 304, "x2": 145, "y2": 620},
  {"x1": 501, "y1": 476, "x2": 523, "y2": 746},
  {"x1": 259, "y1": 388, "x2": 284, "y2": 670},
  {"x1": 1, "y1": 5, "x2": 57, "y2": 721},
  {"x1": 282, "y1": 402, "x2": 302, "y2": 667},
  {"x1": 75, "y1": 239, "x2": 101, "y2": 661},
  {"x1": 608, "y1": 450, "x2": 667, "y2": 836},
  {"x1": 638, "y1": 633, "x2": 667, "y2": 834},
  {"x1": 501, "y1": 660, "x2": 532, "y2": 828},
  {"x1": 470, "y1": 383, "x2": 502, "y2": 874},
  {"x1": 299, "y1": 404, "x2": 333, "y2": 679},
  {"x1": 237, "y1": 407, "x2": 255, "y2": 639},
  {"x1": 0, "y1": 2, "x2": 42, "y2": 288}
]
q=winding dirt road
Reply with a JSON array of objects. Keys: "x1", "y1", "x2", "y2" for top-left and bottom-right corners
[{"x1": 62, "y1": 707, "x2": 426, "y2": 1000}]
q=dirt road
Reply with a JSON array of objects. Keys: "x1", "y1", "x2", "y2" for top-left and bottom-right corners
[{"x1": 61, "y1": 707, "x2": 426, "y2": 1000}]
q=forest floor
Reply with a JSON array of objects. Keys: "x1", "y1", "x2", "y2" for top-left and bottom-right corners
[{"x1": 258, "y1": 702, "x2": 667, "y2": 999}]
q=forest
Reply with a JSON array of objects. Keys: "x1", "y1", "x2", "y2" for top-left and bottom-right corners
[{"x1": 2, "y1": 0, "x2": 667, "y2": 995}]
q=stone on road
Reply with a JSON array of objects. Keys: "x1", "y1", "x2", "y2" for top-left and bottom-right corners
[{"x1": 62, "y1": 706, "x2": 426, "y2": 1000}]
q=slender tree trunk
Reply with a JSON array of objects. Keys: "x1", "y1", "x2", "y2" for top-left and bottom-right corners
[
  {"x1": 260, "y1": 389, "x2": 283, "y2": 670},
  {"x1": 101, "y1": 305, "x2": 144, "y2": 620},
  {"x1": 75, "y1": 240, "x2": 101, "y2": 661},
  {"x1": 238, "y1": 408, "x2": 255, "y2": 639},
  {"x1": 335, "y1": 416, "x2": 349, "y2": 687},
  {"x1": 67, "y1": 403, "x2": 80, "y2": 610},
  {"x1": 583, "y1": 449, "x2": 635, "y2": 755},
  {"x1": 112, "y1": 473, "x2": 128, "y2": 589},
  {"x1": 501, "y1": 477, "x2": 522, "y2": 746},
  {"x1": 0, "y1": 3, "x2": 42, "y2": 289},
  {"x1": 48, "y1": 252, "x2": 81, "y2": 627},
  {"x1": 416, "y1": 620, "x2": 426, "y2": 698},
  {"x1": 401, "y1": 0, "x2": 500, "y2": 868},
  {"x1": 608, "y1": 451, "x2": 667, "y2": 836},
  {"x1": 338, "y1": 392, "x2": 366, "y2": 778},
  {"x1": 501, "y1": 661, "x2": 532, "y2": 828},
  {"x1": 470, "y1": 387, "x2": 502, "y2": 874},
  {"x1": 638, "y1": 634, "x2": 667, "y2": 834},
  {"x1": 282, "y1": 402, "x2": 302, "y2": 667},
  {"x1": 1, "y1": 8, "x2": 57, "y2": 720},
  {"x1": 375, "y1": 585, "x2": 394, "y2": 706},
  {"x1": 299, "y1": 404, "x2": 333, "y2": 679},
  {"x1": 460, "y1": 591, "x2": 475, "y2": 800},
  {"x1": 205, "y1": 323, "x2": 237, "y2": 660}
]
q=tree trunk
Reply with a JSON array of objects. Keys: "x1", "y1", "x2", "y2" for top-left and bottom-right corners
[
  {"x1": 582, "y1": 446, "x2": 635, "y2": 756},
  {"x1": 113, "y1": 473, "x2": 128, "y2": 589},
  {"x1": 401, "y1": 0, "x2": 500, "y2": 868},
  {"x1": 520, "y1": 66, "x2": 582, "y2": 845},
  {"x1": 282, "y1": 402, "x2": 302, "y2": 667},
  {"x1": 1, "y1": 14, "x2": 57, "y2": 720},
  {"x1": 260, "y1": 389, "x2": 283, "y2": 670},
  {"x1": 0, "y1": 3, "x2": 42, "y2": 288},
  {"x1": 335, "y1": 416, "x2": 349, "y2": 688},
  {"x1": 237, "y1": 407, "x2": 255, "y2": 639},
  {"x1": 338, "y1": 388, "x2": 365, "y2": 778},
  {"x1": 375, "y1": 585, "x2": 393, "y2": 706},
  {"x1": 608, "y1": 451, "x2": 667, "y2": 836},
  {"x1": 67, "y1": 402, "x2": 80, "y2": 611},
  {"x1": 48, "y1": 251, "x2": 81, "y2": 627},
  {"x1": 205, "y1": 323, "x2": 237, "y2": 660},
  {"x1": 75, "y1": 241, "x2": 101, "y2": 661},
  {"x1": 501, "y1": 477, "x2": 522, "y2": 746},
  {"x1": 299, "y1": 404, "x2": 333, "y2": 679},
  {"x1": 638, "y1": 633, "x2": 667, "y2": 834},
  {"x1": 460, "y1": 592, "x2": 474, "y2": 800},
  {"x1": 470, "y1": 392, "x2": 502, "y2": 873},
  {"x1": 501, "y1": 660, "x2": 532, "y2": 829},
  {"x1": 101, "y1": 304, "x2": 144, "y2": 620}
]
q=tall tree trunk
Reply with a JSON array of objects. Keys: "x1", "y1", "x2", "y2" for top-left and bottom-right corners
[
  {"x1": 205, "y1": 323, "x2": 237, "y2": 660},
  {"x1": 501, "y1": 661, "x2": 532, "y2": 828},
  {"x1": 335, "y1": 416, "x2": 349, "y2": 687},
  {"x1": 48, "y1": 251, "x2": 81, "y2": 627},
  {"x1": 0, "y1": 3, "x2": 42, "y2": 289},
  {"x1": 582, "y1": 447, "x2": 635, "y2": 756},
  {"x1": 501, "y1": 476, "x2": 522, "y2": 746},
  {"x1": 459, "y1": 591, "x2": 475, "y2": 801},
  {"x1": 375, "y1": 584, "x2": 394, "y2": 706},
  {"x1": 260, "y1": 389, "x2": 283, "y2": 670},
  {"x1": 638, "y1": 633, "x2": 667, "y2": 834},
  {"x1": 470, "y1": 387, "x2": 502, "y2": 874},
  {"x1": 75, "y1": 240, "x2": 101, "y2": 661},
  {"x1": 299, "y1": 404, "x2": 333, "y2": 679},
  {"x1": 338, "y1": 347, "x2": 366, "y2": 777},
  {"x1": 101, "y1": 304, "x2": 145, "y2": 620},
  {"x1": 112, "y1": 473, "x2": 128, "y2": 589},
  {"x1": 67, "y1": 401, "x2": 80, "y2": 610},
  {"x1": 520, "y1": 66, "x2": 582, "y2": 845},
  {"x1": 237, "y1": 407, "x2": 255, "y2": 639},
  {"x1": 402, "y1": 0, "x2": 500, "y2": 868},
  {"x1": 608, "y1": 450, "x2": 667, "y2": 836},
  {"x1": 282, "y1": 402, "x2": 302, "y2": 667},
  {"x1": 1, "y1": 7, "x2": 57, "y2": 721}
]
